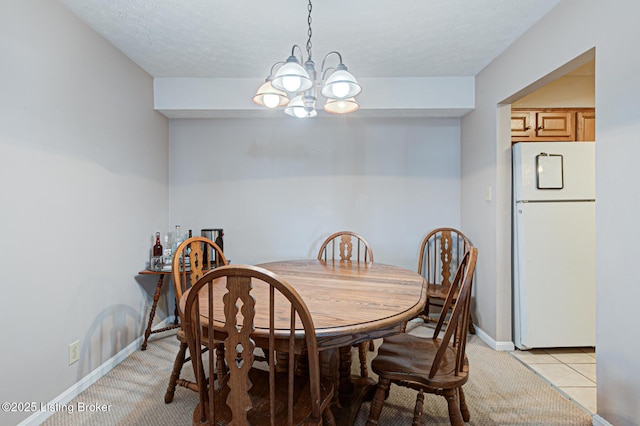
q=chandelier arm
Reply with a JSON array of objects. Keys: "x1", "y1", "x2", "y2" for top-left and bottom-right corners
[
  {"x1": 268, "y1": 61, "x2": 286, "y2": 78},
  {"x1": 290, "y1": 44, "x2": 305, "y2": 63},
  {"x1": 320, "y1": 51, "x2": 344, "y2": 75},
  {"x1": 320, "y1": 66, "x2": 336, "y2": 82}
]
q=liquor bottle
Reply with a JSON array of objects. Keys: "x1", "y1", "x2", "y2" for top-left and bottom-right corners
[
  {"x1": 185, "y1": 229, "x2": 193, "y2": 267},
  {"x1": 150, "y1": 231, "x2": 163, "y2": 271},
  {"x1": 152, "y1": 231, "x2": 163, "y2": 256},
  {"x1": 172, "y1": 225, "x2": 182, "y2": 253},
  {"x1": 162, "y1": 235, "x2": 172, "y2": 268}
]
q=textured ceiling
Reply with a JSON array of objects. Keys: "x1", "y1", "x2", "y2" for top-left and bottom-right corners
[{"x1": 59, "y1": 0, "x2": 562, "y2": 79}]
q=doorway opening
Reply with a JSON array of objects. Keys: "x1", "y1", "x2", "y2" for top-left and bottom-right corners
[{"x1": 501, "y1": 48, "x2": 596, "y2": 414}]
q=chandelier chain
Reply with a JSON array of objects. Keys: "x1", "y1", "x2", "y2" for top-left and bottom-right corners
[{"x1": 306, "y1": 0, "x2": 313, "y2": 60}]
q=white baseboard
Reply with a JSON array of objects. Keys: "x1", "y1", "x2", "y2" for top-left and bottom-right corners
[
  {"x1": 474, "y1": 326, "x2": 515, "y2": 351},
  {"x1": 592, "y1": 414, "x2": 612, "y2": 426},
  {"x1": 17, "y1": 317, "x2": 176, "y2": 426}
]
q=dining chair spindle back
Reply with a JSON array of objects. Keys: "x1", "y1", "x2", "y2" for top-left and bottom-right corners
[
  {"x1": 416, "y1": 228, "x2": 474, "y2": 333},
  {"x1": 183, "y1": 264, "x2": 335, "y2": 426},
  {"x1": 317, "y1": 231, "x2": 374, "y2": 263},
  {"x1": 164, "y1": 236, "x2": 227, "y2": 404}
]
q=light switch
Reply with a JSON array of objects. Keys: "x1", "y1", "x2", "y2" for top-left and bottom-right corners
[{"x1": 485, "y1": 186, "x2": 492, "y2": 202}]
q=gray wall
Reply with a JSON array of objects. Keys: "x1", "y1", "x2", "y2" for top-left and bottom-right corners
[
  {"x1": 169, "y1": 117, "x2": 461, "y2": 270},
  {"x1": 0, "y1": 2, "x2": 169, "y2": 424},
  {"x1": 5, "y1": 0, "x2": 639, "y2": 425},
  {"x1": 462, "y1": 0, "x2": 640, "y2": 423}
]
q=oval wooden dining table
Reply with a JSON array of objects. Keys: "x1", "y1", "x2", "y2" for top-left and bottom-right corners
[{"x1": 180, "y1": 259, "x2": 427, "y2": 425}]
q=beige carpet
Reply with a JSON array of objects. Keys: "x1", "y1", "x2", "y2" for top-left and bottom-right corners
[{"x1": 43, "y1": 323, "x2": 592, "y2": 425}]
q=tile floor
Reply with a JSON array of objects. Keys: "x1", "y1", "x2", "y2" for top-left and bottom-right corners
[{"x1": 510, "y1": 347, "x2": 597, "y2": 414}]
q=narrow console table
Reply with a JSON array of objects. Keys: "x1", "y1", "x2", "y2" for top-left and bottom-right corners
[{"x1": 138, "y1": 269, "x2": 180, "y2": 350}]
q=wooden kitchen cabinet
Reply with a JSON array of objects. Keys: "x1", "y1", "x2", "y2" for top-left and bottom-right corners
[
  {"x1": 576, "y1": 110, "x2": 596, "y2": 141},
  {"x1": 535, "y1": 111, "x2": 574, "y2": 140},
  {"x1": 511, "y1": 111, "x2": 534, "y2": 139},
  {"x1": 511, "y1": 108, "x2": 595, "y2": 143}
]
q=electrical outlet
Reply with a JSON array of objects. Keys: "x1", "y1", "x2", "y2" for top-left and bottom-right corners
[{"x1": 69, "y1": 340, "x2": 80, "y2": 365}]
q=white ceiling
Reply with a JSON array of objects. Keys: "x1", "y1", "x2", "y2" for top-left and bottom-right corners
[{"x1": 59, "y1": 0, "x2": 561, "y2": 79}]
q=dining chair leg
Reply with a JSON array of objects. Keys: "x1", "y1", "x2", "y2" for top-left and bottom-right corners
[
  {"x1": 412, "y1": 389, "x2": 424, "y2": 426},
  {"x1": 322, "y1": 406, "x2": 337, "y2": 426},
  {"x1": 366, "y1": 377, "x2": 391, "y2": 426},
  {"x1": 444, "y1": 389, "x2": 465, "y2": 426},
  {"x1": 468, "y1": 314, "x2": 476, "y2": 335},
  {"x1": 358, "y1": 342, "x2": 369, "y2": 377},
  {"x1": 419, "y1": 299, "x2": 432, "y2": 324},
  {"x1": 459, "y1": 386, "x2": 470, "y2": 422},
  {"x1": 164, "y1": 340, "x2": 188, "y2": 403}
]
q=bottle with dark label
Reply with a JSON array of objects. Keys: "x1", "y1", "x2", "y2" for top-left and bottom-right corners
[
  {"x1": 150, "y1": 231, "x2": 163, "y2": 271},
  {"x1": 153, "y1": 231, "x2": 163, "y2": 256}
]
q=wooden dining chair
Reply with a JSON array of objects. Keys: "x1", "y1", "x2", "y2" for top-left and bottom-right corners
[
  {"x1": 416, "y1": 227, "x2": 475, "y2": 334},
  {"x1": 164, "y1": 236, "x2": 228, "y2": 404},
  {"x1": 367, "y1": 247, "x2": 478, "y2": 426},
  {"x1": 317, "y1": 231, "x2": 374, "y2": 263},
  {"x1": 183, "y1": 264, "x2": 335, "y2": 426},
  {"x1": 317, "y1": 231, "x2": 375, "y2": 378}
]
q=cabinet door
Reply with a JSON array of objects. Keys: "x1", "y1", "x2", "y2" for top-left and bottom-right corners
[
  {"x1": 511, "y1": 112, "x2": 534, "y2": 140},
  {"x1": 576, "y1": 110, "x2": 596, "y2": 141},
  {"x1": 535, "y1": 111, "x2": 575, "y2": 140}
]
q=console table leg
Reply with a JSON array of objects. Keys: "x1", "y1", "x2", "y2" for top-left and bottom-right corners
[{"x1": 142, "y1": 274, "x2": 165, "y2": 351}]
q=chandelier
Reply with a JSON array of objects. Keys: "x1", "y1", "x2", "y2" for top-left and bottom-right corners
[{"x1": 252, "y1": 0, "x2": 362, "y2": 118}]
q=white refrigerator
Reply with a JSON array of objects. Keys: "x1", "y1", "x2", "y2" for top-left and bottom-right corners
[{"x1": 512, "y1": 141, "x2": 595, "y2": 349}]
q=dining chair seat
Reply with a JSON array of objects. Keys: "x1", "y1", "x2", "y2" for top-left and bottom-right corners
[
  {"x1": 372, "y1": 332, "x2": 469, "y2": 390},
  {"x1": 427, "y1": 283, "x2": 457, "y2": 300}
]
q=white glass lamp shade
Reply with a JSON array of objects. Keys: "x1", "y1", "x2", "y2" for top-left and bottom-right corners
[
  {"x1": 323, "y1": 97, "x2": 359, "y2": 114},
  {"x1": 321, "y1": 67, "x2": 361, "y2": 99},
  {"x1": 285, "y1": 95, "x2": 317, "y2": 118},
  {"x1": 252, "y1": 81, "x2": 289, "y2": 108},
  {"x1": 271, "y1": 57, "x2": 313, "y2": 93}
]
